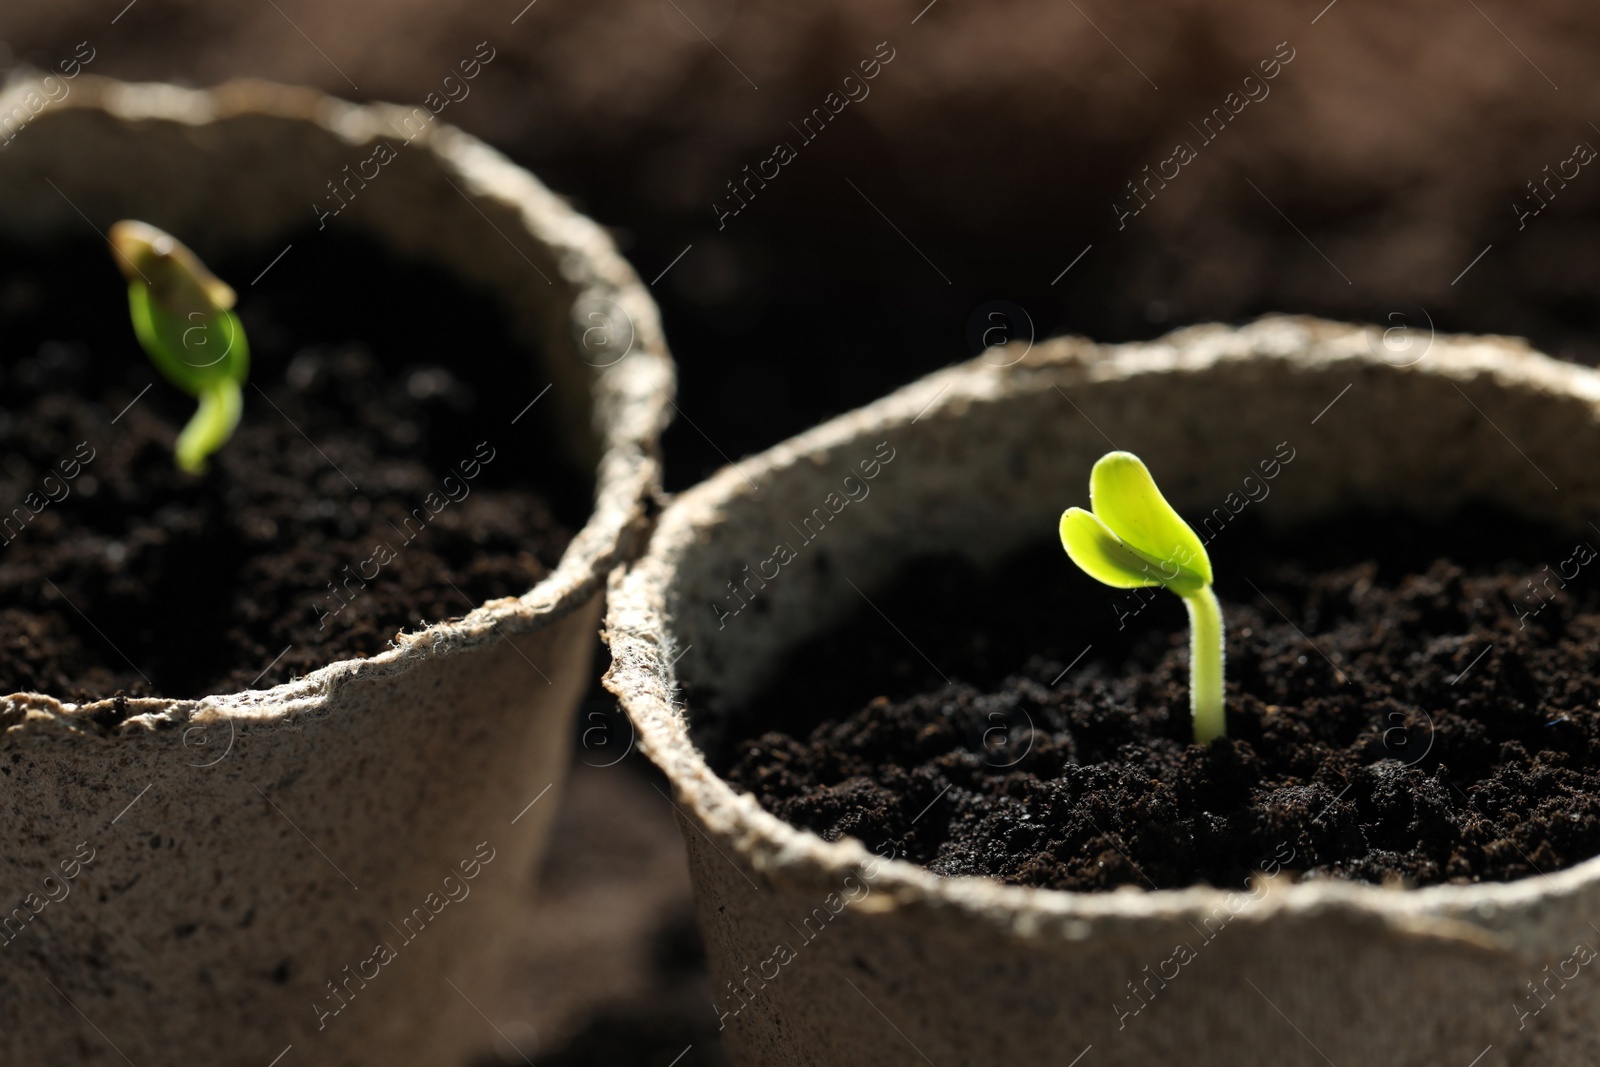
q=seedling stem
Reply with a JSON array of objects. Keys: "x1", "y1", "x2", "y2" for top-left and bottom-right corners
[
  {"x1": 1059, "y1": 450, "x2": 1227, "y2": 743},
  {"x1": 110, "y1": 220, "x2": 250, "y2": 473}
]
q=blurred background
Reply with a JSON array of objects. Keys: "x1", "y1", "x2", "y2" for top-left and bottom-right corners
[{"x1": 5, "y1": 0, "x2": 1595, "y2": 1061}]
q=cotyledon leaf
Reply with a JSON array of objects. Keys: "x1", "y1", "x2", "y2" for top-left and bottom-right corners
[
  {"x1": 1059, "y1": 507, "x2": 1166, "y2": 590},
  {"x1": 1088, "y1": 450, "x2": 1212, "y2": 589}
]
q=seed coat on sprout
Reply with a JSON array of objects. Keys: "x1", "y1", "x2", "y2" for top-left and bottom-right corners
[{"x1": 110, "y1": 220, "x2": 250, "y2": 474}]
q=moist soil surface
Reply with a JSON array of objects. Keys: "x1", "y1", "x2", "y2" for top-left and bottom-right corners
[
  {"x1": 0, "y1": 231, "x2": 585, "y2": 702},
  {"x1": 719, "y1": 509, "x2": 1600, "y2": 891}
]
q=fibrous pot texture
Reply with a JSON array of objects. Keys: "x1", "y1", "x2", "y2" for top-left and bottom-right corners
[
  {"x1": 607, "y1": 316, "x2": 1600, "y2": 1067},
  {"x1": 0, "y1": 76, "x2": 672, "y2": 1066}
]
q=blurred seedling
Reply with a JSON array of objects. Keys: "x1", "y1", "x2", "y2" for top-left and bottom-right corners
[
  {"x1": 1059, "y1": 450, "x2": 1226, "y2": 744},
  {"x1": 109, "y1": 220, "x2": 250, "y2": 474}
]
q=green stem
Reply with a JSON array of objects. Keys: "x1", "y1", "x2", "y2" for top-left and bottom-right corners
[
  {"x1": 175, "y1": 379, "x2": 242, "y2": 474},
  {"x1": 1182, "y1": 585, "x2": 1226, "y2": 744}
]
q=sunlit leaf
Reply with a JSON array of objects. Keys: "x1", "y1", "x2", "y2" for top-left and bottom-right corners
[
  {"x1": 1057, "y1": 450, "x2": 1227, "y2": 743},
  {"x1": 1089, "y1": 451, "x2": 1212, "y2": 589},
  {"x1": 1059, "y1": 507, "x2": 1163, "y2": 589}
]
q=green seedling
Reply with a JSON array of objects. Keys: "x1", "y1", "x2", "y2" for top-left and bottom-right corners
[
  {"x1": 109, "y1": 220, "x2": 249, "y2": 474},
  {"x1": 1059, "y1": 451, "x2": 1226, "y2": 744}
]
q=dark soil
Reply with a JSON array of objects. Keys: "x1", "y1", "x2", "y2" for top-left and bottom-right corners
[
  {"x1": 0, "y1": 231, "x2": 587, "y2": 701},
  {"x1": 718, "y1": 508, "x2": 1600, "y2": 891}
]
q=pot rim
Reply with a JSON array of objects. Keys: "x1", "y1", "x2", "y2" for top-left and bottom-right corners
[
  {"x1": 605, "y1": 314, "x2": 1600, "y2": 942},
  {"x1": 0, "y1": 75, "x2": 673, "y2": 739}
]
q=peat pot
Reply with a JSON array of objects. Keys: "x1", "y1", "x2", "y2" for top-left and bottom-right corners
[
  {"x1": 0, "y1": 76, "x2": 672, "y2": 1064},
  {"x1": 605, "y1": 316, "x2": 1600, "y2": 1067}
]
